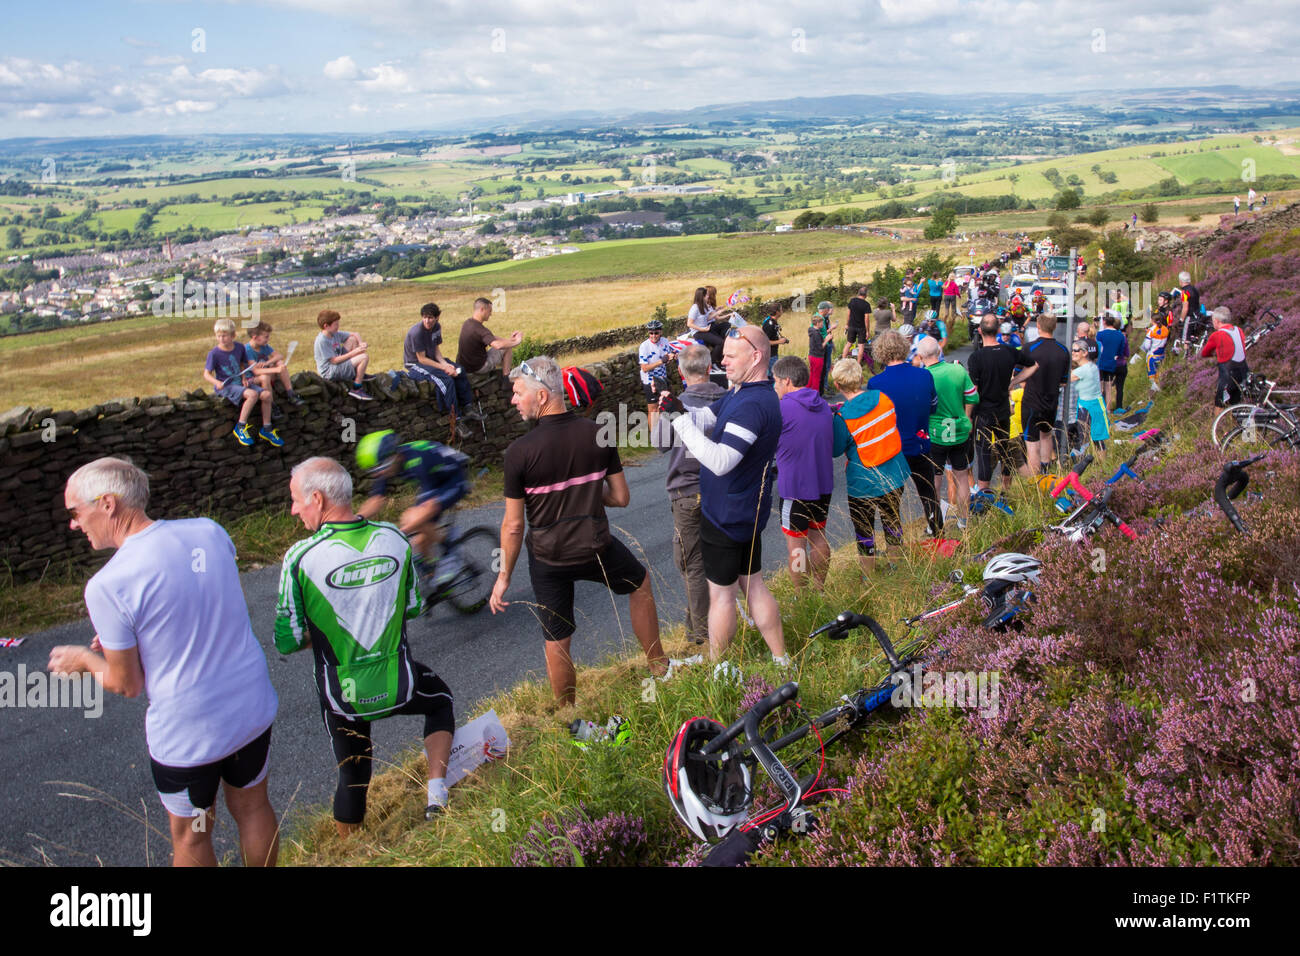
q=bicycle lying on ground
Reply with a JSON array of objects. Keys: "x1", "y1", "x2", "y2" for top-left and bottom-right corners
[
  {"x1": 664, "y1": 569, "x2": 1036, "y2": 865},
  {"x1": 663, "y1": 610, "x2": 927, "y2": 864}
]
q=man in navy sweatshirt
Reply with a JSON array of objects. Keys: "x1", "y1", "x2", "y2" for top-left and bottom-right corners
[
  {"x1": 772, "y1": 355, "x2": 834, "y2": 591},
  {"x1": 666, "y1": 324, "x2": 787, "y2": 664}
]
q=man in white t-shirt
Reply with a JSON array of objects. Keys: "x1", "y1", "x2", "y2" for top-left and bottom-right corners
[{"x1": 48, "y1": 457, "x2": 280, "y2": 867}]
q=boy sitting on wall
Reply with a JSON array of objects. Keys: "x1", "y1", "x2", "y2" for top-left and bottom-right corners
[{"x1": 202, "y1": 318, "x2": 284, "y2": 447}]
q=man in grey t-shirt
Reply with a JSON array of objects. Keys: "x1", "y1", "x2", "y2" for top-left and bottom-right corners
[{"x1": 48, "y1": 457, "x2": 280, "y2": 867}]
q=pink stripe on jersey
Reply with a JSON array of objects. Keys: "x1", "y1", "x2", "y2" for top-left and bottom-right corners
[{"x1": 524, "y1": 469, "x2": 608, "y2": 495}]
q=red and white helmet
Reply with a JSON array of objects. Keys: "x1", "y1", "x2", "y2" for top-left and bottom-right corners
[{"x1": 663, "y1": 717, "x2": 752, "y2": 842}]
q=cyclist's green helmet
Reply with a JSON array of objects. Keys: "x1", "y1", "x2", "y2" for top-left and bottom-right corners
[{"x1": 357, "y1": 430, "x2": 400, "y2": 476}]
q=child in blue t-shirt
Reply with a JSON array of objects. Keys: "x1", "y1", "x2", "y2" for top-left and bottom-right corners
[
  {"x1": 247, "y1": 322, "x2": 305, "y2": 406},
  {"x1": 203, "y1": 318, "x2": 283, "y2": 447}
]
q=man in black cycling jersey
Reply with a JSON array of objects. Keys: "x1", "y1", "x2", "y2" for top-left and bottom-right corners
[{"x1": 356, "y1": 430, "x2": 469, "y2": 588}]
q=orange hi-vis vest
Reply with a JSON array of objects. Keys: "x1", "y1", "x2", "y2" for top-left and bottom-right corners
[{"x1": 840, "y1": 392, "x2": 903, "y2": 467}]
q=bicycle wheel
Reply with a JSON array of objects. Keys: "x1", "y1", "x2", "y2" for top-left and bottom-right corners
[
  {"x1": 1219, "y1": 420, "x2": 1297, "y2": 456},
  {"x1": 1212, "y1": 405, "x2": 1260, "y2": 448},
  {"x1": 442, "y1": 526, "x2": 497, "y2": 614}
]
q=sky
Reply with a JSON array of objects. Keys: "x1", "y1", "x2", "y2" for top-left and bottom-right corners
[{"x1": 1, "y1": 0, "x2": 1296, "y2": 138}]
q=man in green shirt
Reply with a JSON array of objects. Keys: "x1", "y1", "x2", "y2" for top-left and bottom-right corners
[
  {"x1": 917, "y1": 336, "x2": 977, "y2": 530},
  {"x1": 276, "y1": 457, "x2": 456, "y2": 834}
]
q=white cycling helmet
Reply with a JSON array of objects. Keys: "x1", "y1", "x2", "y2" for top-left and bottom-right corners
[
  {"x1": 663, "y1": 717, "x2": 752, "y2": 843},
  {"x1": 982, "y1": 552, "x2": 1042, "y2": 584},
  {"x1": 897, "y1": 323, "x2": 916, "y2": 339}
]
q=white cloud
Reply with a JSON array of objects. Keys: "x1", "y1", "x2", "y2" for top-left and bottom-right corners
[
  {"x1": 173, "y1": 99, "x2": 219, "y2": 114},
  {"x1": 0, "y1": 56, "x2": 289, "y2": 122},
  {"x1": 4, "y1": 1, "x2": 1300, "y2": 135},
  {"x1": 323, "y1": 55, "x2": 360, "y2": 80}
]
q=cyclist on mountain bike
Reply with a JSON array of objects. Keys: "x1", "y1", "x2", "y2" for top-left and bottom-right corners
[{"x1": 356, "y1": 430, "x2": 470, "y2": 587}]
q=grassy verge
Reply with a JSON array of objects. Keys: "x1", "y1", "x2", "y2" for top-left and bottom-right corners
[{"x1": 278, "y1": 465, "x2": 1100, "y2": 866}]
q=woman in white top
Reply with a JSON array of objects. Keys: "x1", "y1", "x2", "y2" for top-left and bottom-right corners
[{"x1": 688, "y1": 286, "x2": 724, "y2": 366}]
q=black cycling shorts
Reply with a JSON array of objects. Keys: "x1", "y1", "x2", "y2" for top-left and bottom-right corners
[
  {"x1": 528, "y1": 537, "x2": 647, "y2": 642},
  {"x1": 779, "y1": 494, "x2": 831, "y2": 538},
  {"x1": 848, "y1": 491, "x2": 903, "y2": 556},
  {"x1": 700, "y1": 515, "x2": 763, "y2": 586},
  {"x1": 928, "y1": 442, "x2": 970, "y2": 472},
  {"x1": 151, "y1": 723, "x2": 272, "y2": 818},
  {"x1": 642, "y1": 380, "x2": 666, "y2": 404},
  {"x1": 1023, "y1": 404, "x2": 1056, "y2": 439}
]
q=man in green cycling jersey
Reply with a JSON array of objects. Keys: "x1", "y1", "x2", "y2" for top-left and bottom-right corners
[
  {"x1": 276, "y1": 456, "x2": 456, "y2": 830},
  {"x1": 356, "y1": 429, "x2": 469, "y2": 587}
]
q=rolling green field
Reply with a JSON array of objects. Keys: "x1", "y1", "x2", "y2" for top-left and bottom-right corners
[
  {"x1": 421, "y1": 230, "x2": 885, "y2": 286},
  {"x1": 771, "y1": 130, "x2": 1300, "y2": 224},
  {"x1": 150, "y1": 199, "x2": 331, "y2": 231}
]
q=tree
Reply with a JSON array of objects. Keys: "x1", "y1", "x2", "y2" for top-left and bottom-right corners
[
  {"x1": 1139, "y1": 203, "x2": 1159, "y2": 223},
  {"x1": 1098, "y1": 232, "x2": 1157, "y2": 283},
  {"x1": 923, "y1": 206, "x2": 958, "y2": 240},
  {"x1": 1086, "y1": 206, "x2": 1110, "y2": 227},
  {"x1": 4, "y1": 226, "x2": 21, "y2": 249},
  {"x1": 1055, "y1": 190, "x2": 1082, "y2": 211},
  {"x1": 1046, "y1": 211, "x2": 1070, "y2": 230},
  {"x1": 1052, "y1": 225, "x2": 1093, "y2": 251}
]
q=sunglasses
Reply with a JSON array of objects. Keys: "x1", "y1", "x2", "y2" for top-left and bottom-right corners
[
  {"x1": 66, "y1": 494, "x2": 105, "y2": 517},
  {"x1": 517, "y1": 360, "x2": 544, "y2": 383}
]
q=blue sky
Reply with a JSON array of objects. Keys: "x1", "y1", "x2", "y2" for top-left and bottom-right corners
[{"x1": 2, "y1": 0, "x2": 1296, "y2": 137}]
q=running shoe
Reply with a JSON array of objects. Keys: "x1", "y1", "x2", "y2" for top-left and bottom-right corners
[
  {"x1": 288, "y1": 391, "x2": 307, "y2": 406},
  {"x1": 233, "y1": 422, "x2": 254, "y2": 446},
  {"x1": 347, "y1": 387, "x2": 373, "y2": 401},
  {"x1": 258, "y1": 426, "x2": 284, "y2": 447}
]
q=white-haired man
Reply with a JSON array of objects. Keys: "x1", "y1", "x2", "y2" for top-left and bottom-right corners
[
  {"x1": 1200, "y1": 307, "x2": 1249, "y2": 408},
  {"x1": 48, "y1": 457, "x2": 280, "y2": 867},
  {"x1": 277, "y1": 456, "x2": 456, "y2": 830},
  {"x1": 490, "y1": 355, "x2": 667, "y2": 704},
  {"x1": 663, "y1": 325, "x2": 787, "y2": 663}
]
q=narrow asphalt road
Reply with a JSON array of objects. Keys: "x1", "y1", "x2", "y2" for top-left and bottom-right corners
[
  {"x1": 3, "y1": 333, "x2": 1022, "y2": 866},
  {"x1": 1, "y1": 446, "x2": 858, "y2": 866}
]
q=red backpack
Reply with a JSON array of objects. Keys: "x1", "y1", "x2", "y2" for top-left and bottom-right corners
[{"x1": 561, "y1": 366, "x2": 604, "y2": 408}]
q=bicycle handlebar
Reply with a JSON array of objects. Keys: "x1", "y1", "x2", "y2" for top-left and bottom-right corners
[
  {"x1": 1050, "y1": 469, "x2": 1095, "y2": 502},
  {"x1": 809, "y1": 611, "x2": 902, "y2": 669},
  {"x1": 1214, "y1": 454, "x2": 1266, "y2": 534},
  {"x1": 701, "y1": 681, "x2": 800, "y2": 758},
  {"x1": 743, "y1": 684, "x2": 803, "y2": 808}
]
